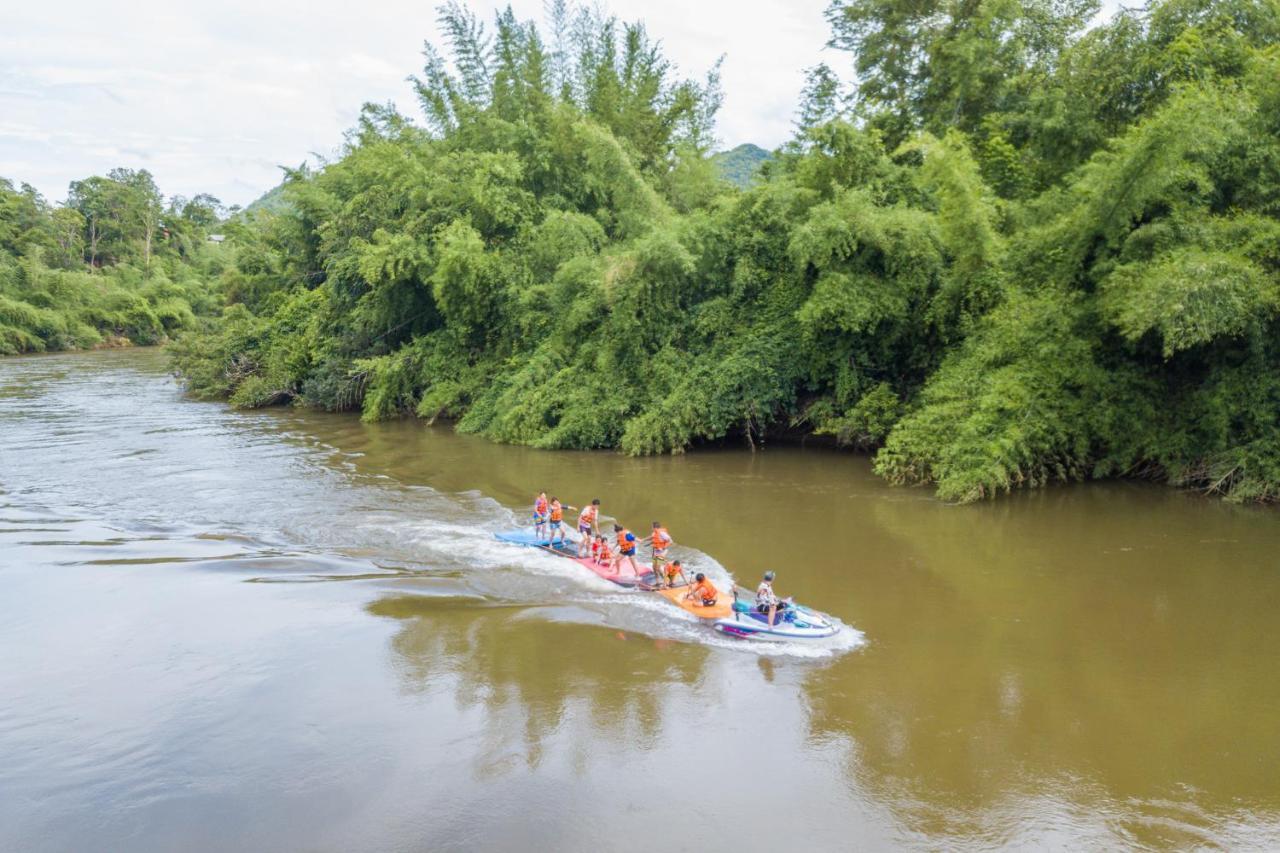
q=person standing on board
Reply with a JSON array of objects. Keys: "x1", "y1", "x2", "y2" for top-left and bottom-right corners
[
  {"x1": 756, "y1": 570, "x2": 787, "y2": 628},
  {"x1": 548, "y1": 497, "x2": 570, "y2": 547},
  {"x1": 641, "y1": 521, "x2": 673, "y2": 586},
  {"x1": 612, "y1": 523, "x2": 639, "y2": 577},
  {"x1": 532, "y1": 491, "x2": 549, "y2": 541},
  {"x1": 576, "y1": 498, "x2": 602, "y2": 557}
]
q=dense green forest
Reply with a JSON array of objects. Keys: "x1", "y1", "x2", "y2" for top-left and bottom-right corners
[
  {"x1": 0, "y1": 172, "x2": 225, "y2": 354},
  {"x1": 712, "y1": 144, "x2": 772, "y2": 187},
  {"x1": 171, "y1": 0, "x2": 1280, "y2": 503}
]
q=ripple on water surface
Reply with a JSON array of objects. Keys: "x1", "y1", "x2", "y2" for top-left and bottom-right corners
[{"x1": 3, "y1": 349, "x2": 1278, "y2": 853}]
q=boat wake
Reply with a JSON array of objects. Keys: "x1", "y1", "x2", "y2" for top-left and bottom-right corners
[
  {"x1": 580, "y1": 589, "x2": 867, "y2": 658},
  {"x1": 473, "y1": 510, "x2": 866, "y2": 658},
  {"x1": 0, "y1": 352, "x2": 864, "y2": 658},
  {"x1": 262, "y1": 484, "x2": 867, "y2": 658}
]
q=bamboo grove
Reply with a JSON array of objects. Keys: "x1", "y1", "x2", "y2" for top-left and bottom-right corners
[{"x1": 165, "y1": 0, "x2": 1280, "y2": 502}]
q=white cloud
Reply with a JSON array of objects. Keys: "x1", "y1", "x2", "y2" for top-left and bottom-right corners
[
  {"x1": 2, "y1": 0, "x2": 841, "y2": 206},
  {"x1": 0, "y1": 123, "x2": 52, "y2": 143},
  {"x1": 5, "y1": 0, "x2": 1126, "y2": 207},
  {"x1": 338, "y1": 53, "x2": 403, "y2": 79}
]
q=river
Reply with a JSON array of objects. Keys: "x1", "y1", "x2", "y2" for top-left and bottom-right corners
[{"x1": 1, "y1": 348, "x2": 1278, "y2": 850}]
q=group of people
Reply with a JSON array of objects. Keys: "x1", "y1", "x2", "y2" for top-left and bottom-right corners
[
  {"x1": 531, "y1": 492, "x2": 684, "y2": 583},
  {"x1": 532, "y1": 491, "x2": 791, "y2": 626}
]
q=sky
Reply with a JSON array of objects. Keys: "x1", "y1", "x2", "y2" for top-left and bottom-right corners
[{"x1": 0, "y1": 0, "x2": 839, "y2": 208}]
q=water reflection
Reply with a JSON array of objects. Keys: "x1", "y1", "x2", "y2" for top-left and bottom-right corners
[
  {"x1": 794, "y1": 483, "x2": 1280, "y2": 847},
  {"x1": 367, "y1": 595, "x2": 711, "y2": 771}
]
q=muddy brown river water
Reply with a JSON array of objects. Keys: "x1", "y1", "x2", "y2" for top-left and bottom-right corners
[{"x1": 1, "y1": 348, "x2": 1278, "y2": 850}]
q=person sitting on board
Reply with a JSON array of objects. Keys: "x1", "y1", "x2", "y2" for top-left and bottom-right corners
[
  {"x1": 533, "y1": 491, "x2": 549, "y2": 540},
  {"x1": 548, "y1": 497, "x2": 571, "y2": 546},
  {"x1": 576, "y1": 498, "x2": 601, "y2": 558},
  {"x1": 686, "y1": 573, "x2": 718, "y2": 607},
  {"x1": 641, "y1": 521, "x2": 673, "y2": 585},
  {"x1": 595, "y1": 534, "x2": 612, "y2": 566},
  {"x1": 590, "y1": 535, "x2": 602, "y2": 562},
  {"x1": 665, "y1": 559, "x2": 685, "y2": 588},
  {"x1": 756, "y1": 570, "x2": 788, "y2": 627},
  {"x1": 612, "y1": 524, "x2": 639, "y2": 576}
]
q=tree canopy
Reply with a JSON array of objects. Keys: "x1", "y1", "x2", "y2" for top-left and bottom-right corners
[
  {"x1": 167, "y1": 0, "x2": 1280, "y2": 503},
  {"x1": 0, "y1": 171, "x2": 225, "y2": 354}
]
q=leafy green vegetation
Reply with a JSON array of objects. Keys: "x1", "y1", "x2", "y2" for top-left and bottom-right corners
[
  {"x1": 172, "y1": 0, "x2": 1280, "y2": 503},
  {"x1": 0, "y1": 172, "x2": 225, "y2": 354},
  {"x1": 712, "y1": 143, "x2": 772, "y2": 187}
]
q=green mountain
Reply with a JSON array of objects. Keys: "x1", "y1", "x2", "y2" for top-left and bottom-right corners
[
  {"x1": 242, "y1": 182, "x2": 290, "y2": 216},
  {"x1": 712, "y1": 143, "x2": 771, "y2": 187}
]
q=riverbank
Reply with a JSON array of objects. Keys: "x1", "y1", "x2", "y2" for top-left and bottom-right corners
[{"x1": 167, "y1": 331, "x2": 1267, "y2": 510}]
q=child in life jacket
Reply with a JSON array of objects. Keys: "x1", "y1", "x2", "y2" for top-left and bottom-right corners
[
  {"x1": 642, "y1": 521, "x2": 673, "y2": 585},
  {"x1": 577, "y1": 498, "x2": 601, "y2": 558},
  {"x1": 532, "y1": 491, "x2": 549, "y2": 539},
  {"x1": 595, "y1": 534, "x2": 612, "y2": 566},
  {"x1": 686, "y1": 572, "x2": 718, "y2": 607},
  {"x1": 548, "y1": 497, "x2": 572, "y2": 546},
  {"x1": 612, "y1": 524, "x2": 638, "y2": 576}
]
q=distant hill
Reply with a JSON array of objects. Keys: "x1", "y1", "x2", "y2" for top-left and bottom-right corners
[
  {"x1": 242, "y1": 182, "x2": 291, "y2": 216},
  {"x1": 712, "y1": 143, "x2": 772, "y2": 188}
]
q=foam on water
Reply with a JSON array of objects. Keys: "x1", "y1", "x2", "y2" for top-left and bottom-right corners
[
  {"x1": 446, "y1": 508, "x2": 868, "y2": 658},
  {"x1": 321, "y1": 490, "x2": 865, "y2": 657}
]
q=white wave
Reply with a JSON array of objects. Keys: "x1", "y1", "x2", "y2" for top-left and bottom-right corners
[
  {"x1": 554, "y1": 584, "x2": 867, "y2": 659},
  {"x1": 213, "y1": 459, "x2": 866, "y2": 656}
]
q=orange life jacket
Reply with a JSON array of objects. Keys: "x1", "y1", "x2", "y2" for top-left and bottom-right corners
[
  {"x1": 692, "y1": 579, "x2": 717, "y2": 602},
  {"x1": 579, "y1": 505, "x2": 597, "y2": 525},
  {"x1": 598, "y1": 541, "x2": 612, "y2": 559},
  {"x1": 534, "y1": 496, "x2": 548, "y2": 514},
  {"x1": 617, "y1": 529, "x2": 634, "y2": 551},
  {"x1": 651, "y1": 527, "x2": 671, "y2": 549},
  {"x1": 550, "y1": 501, "x2": 563, "y2": 522}
]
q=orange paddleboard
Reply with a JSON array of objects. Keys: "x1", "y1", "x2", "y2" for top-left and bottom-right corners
[
  {"x1": 573, "y1": 555, "x2": 734, "y2": 620},
  {"x1": 654, "y1": 583, "x2": 734, "y2": 620}
]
